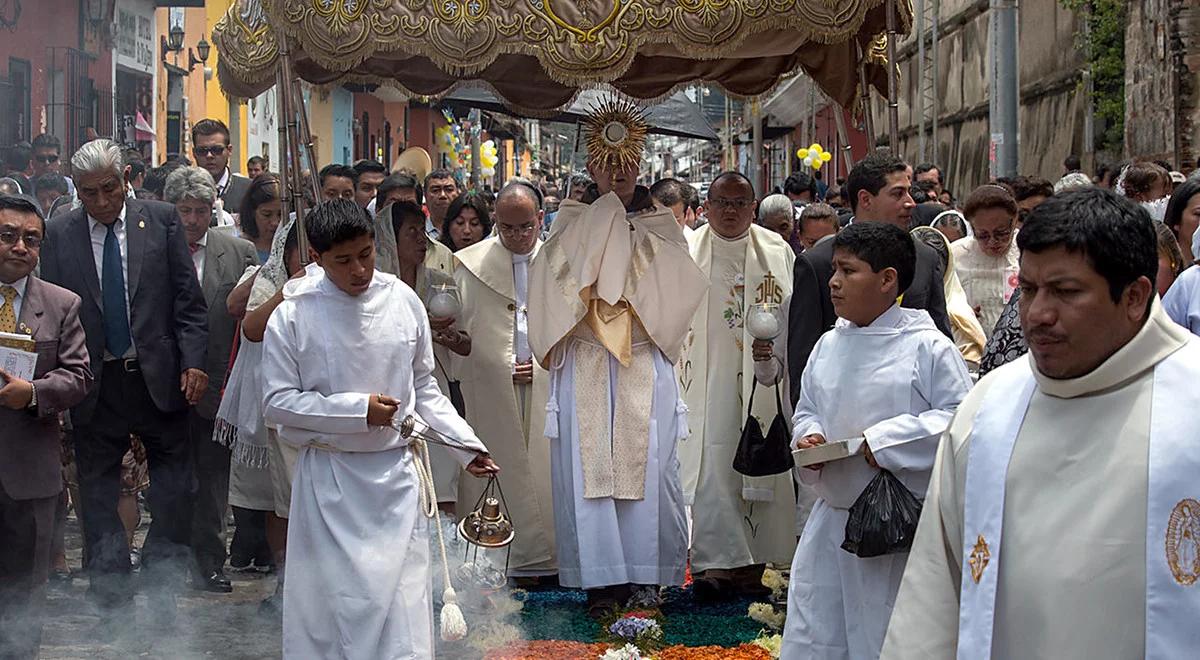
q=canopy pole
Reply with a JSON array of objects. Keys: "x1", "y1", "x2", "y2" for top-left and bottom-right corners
[
  {"x1": 834, "y1": 104, "x2": 855, "y2": 175},
  {"x1": 563, "y1": 120, "x2": 582, "y2": 199},
  {"x1": 858, "y1": 46, "x2": 877, "y2": 147},
  {"x1": 275, "y1": 28, "x2": 310, "y2": 263},
  {"x1": 291, "y1": 79, "x2": 322, "y2": 200},
  {"x1": 885, "y1": 0, "x2": 901, "y2": 149},
  {"x1": 470, "y1": 109, "x2": 482, "y2": 189}
]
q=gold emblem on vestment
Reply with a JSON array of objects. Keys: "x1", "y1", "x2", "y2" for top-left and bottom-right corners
[
  {"x1": 1165, "y1": 498, "x2": 1200, "y2": 586},
  {"x1": 969, "y1": 534, "x2": 990, "y2": 584}
]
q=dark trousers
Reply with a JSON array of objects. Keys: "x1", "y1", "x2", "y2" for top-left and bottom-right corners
[
  {"x1": 0, "y1": 481, "x2": 56, "y2": 660},
  {"x1": 188, "y1": 412, "x2": 230, "y2": 575},
  {"x1": 73, "y1": 361, "x2": 193, "y2": 608}
]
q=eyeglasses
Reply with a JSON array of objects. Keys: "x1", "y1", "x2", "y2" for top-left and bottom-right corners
[
  {"x1": 497, "y1": 223, "x2": 537, "y2": 237},
  {"x1": 710, "y1": 198, "x2": 754, "y2": 210},
  {"x1": 34, "y1": 154, "x2": 59, "y2": 164},
  {"x1": 0, "y1": 230, "x2": 42, "y2": 249},
  {"x1": 975, "y1": 227, "x2": 1014, "y2": 244},
  {"x1": 193, "y1": 145, "x2": 228, "y2": 157}
]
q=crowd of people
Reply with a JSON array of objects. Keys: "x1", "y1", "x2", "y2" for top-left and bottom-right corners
[{"x1": 0, "y1": 104, "x2": 1198, "y2": 660}]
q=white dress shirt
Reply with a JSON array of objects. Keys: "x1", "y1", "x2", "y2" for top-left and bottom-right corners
[
  {"x1": 0, "y1": 275, "x2": 29, "y2": 324},
  {"x1": 191, "y1": 232, "x2": 209, "y2": 282},
  {"x1": 88, "y1": 205, "x2": 136, "y2": 358}
]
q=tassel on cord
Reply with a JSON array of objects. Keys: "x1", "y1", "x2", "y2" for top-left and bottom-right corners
[{"x1": 412, "y1": 436, "x2": 467, "y2": 642}]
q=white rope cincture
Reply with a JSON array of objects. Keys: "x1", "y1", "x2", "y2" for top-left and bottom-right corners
[{"x1": 411, "y1": 436, "x2": 468, "y2": 642}]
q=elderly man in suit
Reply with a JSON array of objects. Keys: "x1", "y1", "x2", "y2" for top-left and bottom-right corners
[
  {"x1": 40, "y1": 140, "x2": 208, "y2": 631},
  {"x1": 192, "y1": 119, "x2": 251, "y2": 216},
  {"x1": 163, "y1": 167, "x2": 258, "y2": 594},
  {"x1": 0, "y1": 195, "x2": 91, "y2": 659},
  {"x1": 788, "y1": 150, "x2": 952, "y2": 406}
]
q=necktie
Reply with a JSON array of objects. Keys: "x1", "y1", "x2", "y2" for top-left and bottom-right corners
[
  {"x1": 102, "y1": 224, "x2": 132, "y2": 357},
  {"x1": 0, "y1": 286, "x2": 16, "y2": 333}
]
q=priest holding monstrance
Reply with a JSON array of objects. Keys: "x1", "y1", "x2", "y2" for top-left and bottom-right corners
[
  {"x1": 528, "y1": 100, "x2": 707, "y2": 617},
  {"x1": 881, "y1": 188, "x2": 1200, "y2": 659}
]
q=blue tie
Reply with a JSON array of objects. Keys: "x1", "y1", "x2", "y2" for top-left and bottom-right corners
[{"x1": 102, "y1": 223, "x2": 132, "y2": 358}]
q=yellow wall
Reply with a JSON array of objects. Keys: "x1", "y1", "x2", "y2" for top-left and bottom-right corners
[{"x1": 154, "y1": 1, "x2": 247, "y2": 169}]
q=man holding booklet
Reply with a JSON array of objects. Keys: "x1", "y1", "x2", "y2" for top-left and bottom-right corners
[{"x1": 0, "y1": 194, "x2": 92, "y2": 659}]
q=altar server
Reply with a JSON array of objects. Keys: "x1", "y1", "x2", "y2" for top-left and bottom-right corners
[
  {"x1": 784, "y1": 222, "x2": 971, "y2": 660},
  {"x1": 681, "y1": 171, "x2": 798, "y2": 599},
  {"x1": 882, "y1": 188, "x2": 1200, "y2": 660},
  {"x1": 453, "y1": 182, "x2": 556, "y2": 577},
  {"x1": 261, "y1": 200, "x2": 498, "y2": 659},
  {"x1": 528, "y1": 100, "x2": 707, "y2": 617}
]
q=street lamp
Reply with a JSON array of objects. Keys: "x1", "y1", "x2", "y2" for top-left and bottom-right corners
[
  {"x1": 161, "y1": 24, "x2": 184, "y2": 63},
  {"x1": 188, "y1": 35, "x2": 210, "y2": 71}
]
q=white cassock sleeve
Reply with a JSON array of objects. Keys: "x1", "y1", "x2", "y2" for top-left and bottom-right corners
[
  {"x1": 262, "y1": 303, "x2": 371, "y2": 435},
  {"x1": 411, "y1": 299, "x2": 489, "y2": 467},
  {"x1": 790, "y1": 338, "x2": 828, "y2": 487},
  {"x1": 1161, "y1": 267, "x2": 1200, "y2": 335},
  {"x1": 863, "y1": 339, "x2": 971, "y2": 475}
]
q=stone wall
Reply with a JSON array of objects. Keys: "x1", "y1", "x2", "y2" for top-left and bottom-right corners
[{"x1": 871, "y1": 0, "x2": 1086, "y2": 193}]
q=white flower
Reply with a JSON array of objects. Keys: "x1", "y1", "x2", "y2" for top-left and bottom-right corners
[{"x1": 599, "y1": 643, "x2": 644, "y2": 660}]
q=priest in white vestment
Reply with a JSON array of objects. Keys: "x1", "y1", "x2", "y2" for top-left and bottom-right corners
[
  {"x1": 882, "y1": 189, "x2": 1200, "y2": 660},
  {"x1": 680, "y1": 172, "x2": 798, "y2": 599},
  {"x1": 528, "y1": 99, "x2": 707, "y2": 617},
  {"x1": 453, "y1": 183, "x2": 557, "y2": 577},
  {"x1": 261, "y1": 200, "x2": 497, "y2": 659},
  {"x1": 784, "y1": 222, "x2": 971, "y2": 660}
]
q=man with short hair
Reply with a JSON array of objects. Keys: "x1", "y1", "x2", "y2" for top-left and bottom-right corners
[
  {"x1": 352, "y1": 159, "x2": 387, "y2": 209},
  {"x1": 319, "y1": 164, "x2": 358, "y2": 202},
  {"x1": 261, "y1": 199, "x2": 497, "y2": 658},
  {"x1": 1063, "y1": 154, "x2": 1082, "y2": 175},
  {"x1": 162, "y1": 167, "x2": 259, "y2": 594},
  {"x1": 788, "y1": 150, "x2": 952, "y2": 407},
  {"x1": 3, "y1": 144, "x2": 31, "y2": 194},
  {"x1": 914, "y1": 163, "x2": 944, "y2": 196},
  {"x1": 0, "y1": 195, "x2": 91, "y2": 659},
  {"x1": 882, "y1": 188, "x2": 1200, "y2": 660},
  {"x1": 375, "y1": 173, "x2": 422, "y2": 209},
  {"x1": 246, "y1": 156, "x2": 266, "y2": 180},
  {"x1": 453, "y1": 182, "x2": 557, "y2": 578},
  {"x1": 40, "y1": 139, "x2": 209, "y2": 632},
  {"x1": 798, "y1": 202, "x2": 839, "y2": 251},
  {"x1": 681, "y1": 172, "x2": 799, "y2": 600},
  {"x1": 1010, "y1": 175, "x2": 1054, "y2": 217},
  {"x1": 784, "y1": 172, "x2": 817, "y2": 204},
  {"x1": 191, "y1": 119, "x2": 251, "y2": 213},
  {"x1": 424, "y1": 169, "x2": 459, "y2": 240},
  {"x1": 33, "y1": 173, "x2": 69, "y2": 217},
  {"x1": 650, "y1": 178, "x2": 698, "y2": 232},
  {"x1": 31, "y1": 134, "x2": 75, "y2": 197}
]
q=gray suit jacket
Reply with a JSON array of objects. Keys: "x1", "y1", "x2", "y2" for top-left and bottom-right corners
[
  {"x1": 0, "y1": 276, "x2": 92, "y2": 500},
  {"x1": 40, "y1": 199, "x2": 208, "y2": 425},
  {"x1": 196, "y1": 229, "x2": 259, "y2": 419},
  {"x1": 222, "y1": 174, "x2": 253, "y2": 217}
]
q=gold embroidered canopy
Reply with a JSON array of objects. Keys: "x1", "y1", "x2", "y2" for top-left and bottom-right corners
[{"x1": 214, "y1": 0, "x2": 909, "y2": 111}]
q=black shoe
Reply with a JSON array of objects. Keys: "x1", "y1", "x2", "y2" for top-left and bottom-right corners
[{"x1": 192, "y1": 570, "x2": 233, "y2": 593}]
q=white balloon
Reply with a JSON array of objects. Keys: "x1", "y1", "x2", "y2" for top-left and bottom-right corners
[
  {"x1": 481, "y1": 166, "x2": 496, "y2": 177},
  {"x1": 803, "y1": 156, "x2": 814, "y2": 167}
]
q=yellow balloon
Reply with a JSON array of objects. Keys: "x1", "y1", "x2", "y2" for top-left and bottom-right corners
[
  {"x1": 812, "y1": 160, "x2": 824, "y2": 170},
  {"x1": 809, "y1": 143, "x2": 821, "y2": 153},
  {"x1": 797, "y1": 148, "x2": 810, "y2": 160},
  {"x1": 820, "y1": 152, "x2": 832, "y2": 162}
]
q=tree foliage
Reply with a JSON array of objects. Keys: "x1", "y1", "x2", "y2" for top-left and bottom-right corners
[{"x1": 1059, "y1": 0, "x2": 1127, "y2": 154}]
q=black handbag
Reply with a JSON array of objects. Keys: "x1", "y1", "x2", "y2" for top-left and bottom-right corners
[{"x1": 732, "y1": 379, "x2": 795, "y2": 476}]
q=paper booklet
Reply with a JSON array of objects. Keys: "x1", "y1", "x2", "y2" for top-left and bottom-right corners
[
  {"x1": 792, "y1": 437, "x2": 862, "y2": 468},
  {"x1": 0, "y1": 331, "x2": 37, "y2": 382}
]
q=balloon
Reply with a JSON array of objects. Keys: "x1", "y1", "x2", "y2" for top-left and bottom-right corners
[
  {"x1": 481, "y1": 166, "x2": 496, "y2": 178},
  {"x1": 809, "y1": 143, "x2": 821, "y2": 152},
  {"x1": 797, "y1": 148, "x2": 810, "y2": 160},
  {"x1": 803, "y1": 156, "x2": 814, "y2": 167},
  {"x1": 812, "y1": 160, "x2": 824, "y2": 170},
  {"x1": 820, "y1": 151, "x2": 832, "y2": 162},
  {"x1": 483, "y1": 139, "x2": 495, "y2": 149}
]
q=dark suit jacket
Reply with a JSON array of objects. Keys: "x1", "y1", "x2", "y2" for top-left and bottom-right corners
[
  {"x1": 787, "y1": 232, "x2": 952, "y2": 406},
  {"x1": 195, "y1": 229, "x2": 259, "y2": 419},
  {"x1": 0, "y1": 276, "x2": 92, "y2": 500},
  {"x1": 39, "y1": 198, "x2": 209, "y2": 425},
  {"x1": 221, "y1": 174, "x2": 252, "y2": 216}
]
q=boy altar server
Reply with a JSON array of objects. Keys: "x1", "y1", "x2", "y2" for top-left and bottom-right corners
[
  {"x1": 261, "y1": 200, "x2": 499, "y2": 659},
  {"x1": 882, "y1": 188, "x2": 1200, "y2": 659},
  {"x1": 783, "y1": 222, "x2": 971, "y2": 660}
]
